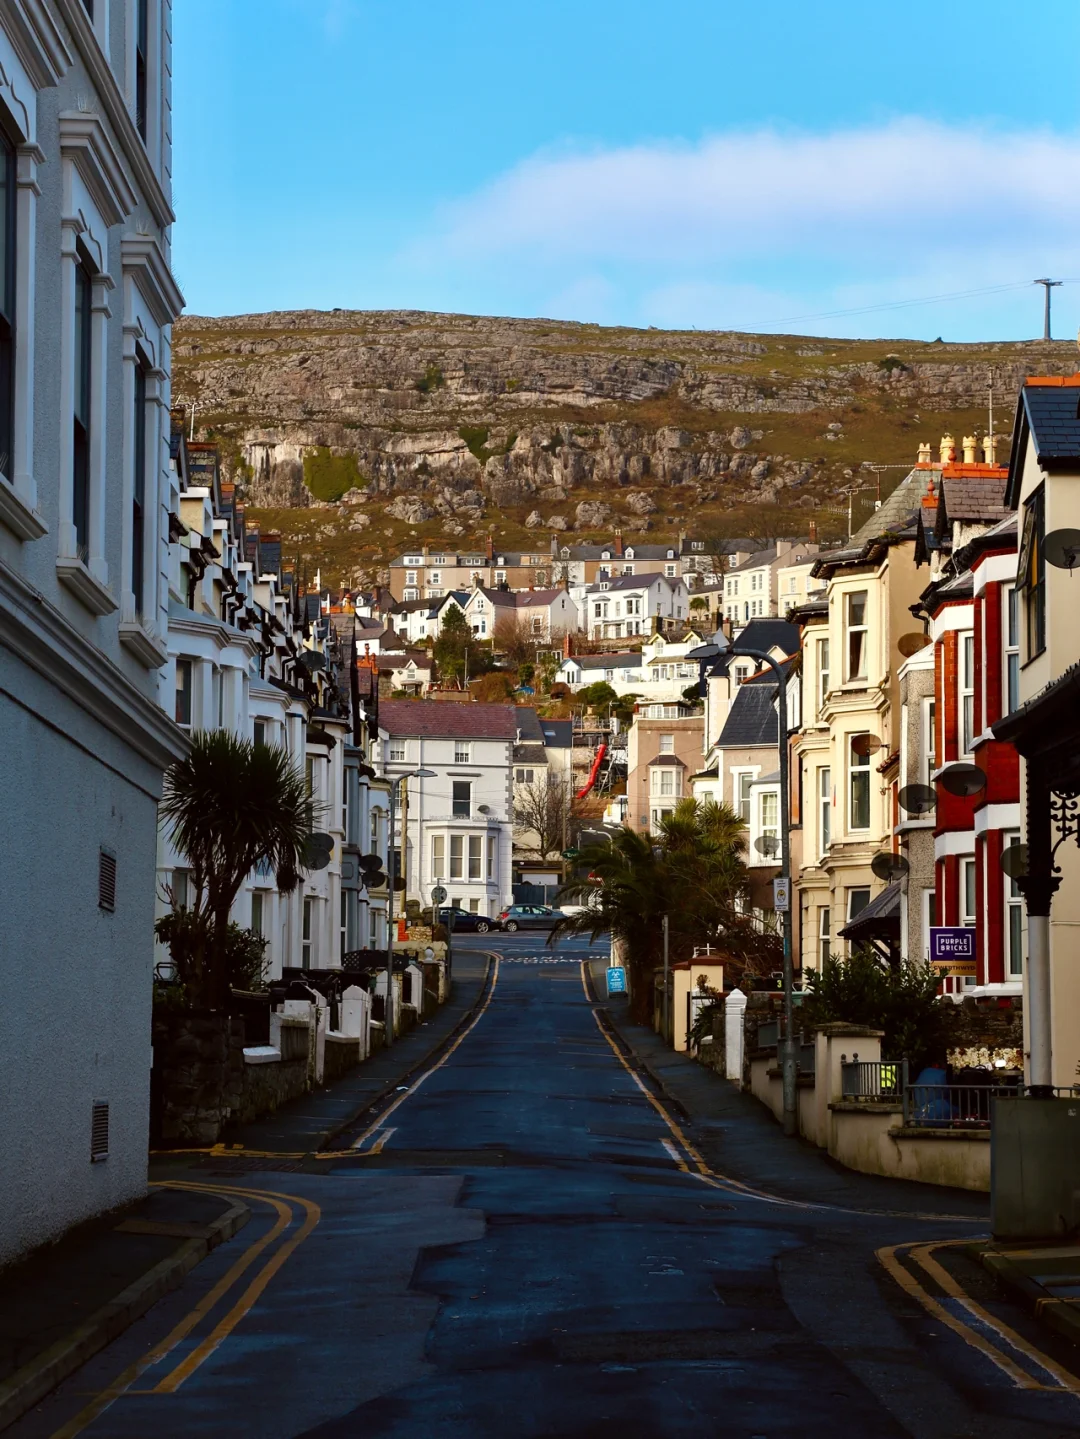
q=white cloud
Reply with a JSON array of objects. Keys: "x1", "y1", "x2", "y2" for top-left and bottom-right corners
[{"x1": 422, "y1": 118, "x2": 1080, "y2": 272}]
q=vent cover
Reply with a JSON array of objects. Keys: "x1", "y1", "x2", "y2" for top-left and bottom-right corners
[
  {"x1": 91, "y1": 1101, "x2": 109, "y2": 1162},
  {"x1": 98, "y1": 848, "x2": 116, "y2": 912}
]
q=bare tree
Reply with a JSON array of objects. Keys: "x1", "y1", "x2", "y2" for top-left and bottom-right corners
[
  {"x1": 493, "y1": 611, "x2": 541, "y2": 666},
  {"x1": 513, "y1": 772, "x2": 573, "y2": 861}
]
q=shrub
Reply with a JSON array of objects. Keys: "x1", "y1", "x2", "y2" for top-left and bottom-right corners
[
  {"x1": 801, "y1": 950, "x2": 951, "y2": 1073},
  {"x1": 303, "y1": 446, "x2": 366, "y2": 502}
]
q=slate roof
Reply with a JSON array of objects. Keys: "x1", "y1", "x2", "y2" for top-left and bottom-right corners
[
  {"x1": 379, "y1": 700, "x2": 520, "y2": 739},
  {"x1": 585, "y1": 572, "x2": 682, "y2": 595},
  {"x1": 733, "y1": 617, "x2": 800, "y2": 657},
  {"x1": 540, "y1": 719, "x2": 573, "y2": 747},
  {"x1": 513, "y1": 707, "x2": 545, "y2": 744},
  {"x1": 728, "y1": 548, "x2": 777, "y2": 573},
  {"x1": 716, "y1": 679, "x2": 778, "y2": 748},
  {"x1": 378, "y1": 651, "x2": 432, "y2": 670},
  {"x1": 1006, "y1": 377, "x2": 1080, "y2": 506},
  {"x1": 513, "y1": 742, "x2": 548, "y2": 765},
  {"x1": 941, "y1": 472, "x2": 1009, "y2": 523}
]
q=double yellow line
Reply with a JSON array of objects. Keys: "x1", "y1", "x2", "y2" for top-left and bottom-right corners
[
  {"x1": 51, "y1": 1182, "x2": 320, "y2": 1438},
  {"x1": 579, "y1": 961, "x2": 1080, "y2": 1400}
]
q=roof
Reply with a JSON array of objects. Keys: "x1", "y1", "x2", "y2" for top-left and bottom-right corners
[
  {"x1": 378, "y1": 651, "x2": 432, "y2": 670},
  {"x1": 540, "y1": 719, "x2": 573, "y2": 747},
  {"x1": 513, "y1": 587, "x2": 568, "y2": 607},
  {"x1": 513, "y1": 742, "x2": 547, "y2": 765},
  {"x1": 941, "y1": 473, "x2": 1009, "y2": 523},
  {"x1": 728, "y1": 548, "x2": 777, "y2": 574},
  {"x1": 852, "y1": 463, "x2": 931, "y2": 546},
  {"x1": 562, "y1": 652, "x2": 641, "y2": 671},
  {"x1": 1006, "y1": 377, "x2": 1080, "y2": 506},
  {"x1": 733, "y1": 617, "x2": 800, "y2": 657},
  {"x1": 586, "y1": 572, "x2": 681, "y2": 595},
  {"x1": 837, "y1": 881, "x2": 901, "y2": 940},
  {"x1": 716, "y1": 679, "x2": 778, "y2": 749},
  {"x1": 513, "y1": 707, "x2": 545, "y2": 743},
  {"x1": 379, "y1": 700, "x2": 520, "y2": 740}
]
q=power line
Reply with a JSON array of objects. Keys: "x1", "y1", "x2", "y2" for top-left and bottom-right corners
[{"x1": 749, "y1": 279, "x2": 1070, "y2": 331}]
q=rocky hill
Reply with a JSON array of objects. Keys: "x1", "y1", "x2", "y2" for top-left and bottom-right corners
[{"x1": 172, "y1": 310, "x2": 1077, "y2": 587}]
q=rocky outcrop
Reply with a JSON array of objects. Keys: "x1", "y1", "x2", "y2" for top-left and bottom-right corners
[{"x1": 173, "y1": 311, "x2": 1078, "y2": 541}]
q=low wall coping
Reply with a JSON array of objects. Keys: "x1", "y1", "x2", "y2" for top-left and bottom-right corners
[
  {"x1": 243, "y1": 1046, "x2": 282, "y2": 1065},
  {"x1": 325, "y1": 1032, "x2": 360, "y2": 1047},
  {"x1": 889, "y1": 1126, "x2": 991, "y2": 1142},
  {"x1": 765, "y1": 1066, "x2": 815, "y2": 1087},
  {"x1": 829, "y1": 1100, "x2": 903, "y2": 1114},
  {"x1": 277, "y1": 1016, "x2": 309, "y2": 1029},
  {"x1": 814, "y1": 1023, "x2": 886, "y2": 1038}
]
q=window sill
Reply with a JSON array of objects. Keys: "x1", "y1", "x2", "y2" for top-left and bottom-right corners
[
  {"x1": 0, "y1": 476, "x2": 47, "y2": 542},
  {"x1": 119, "y1": 620, "x2": 168, "y2": 668},
  {"x1": 56, "y1": 555, "x2": 117, "y2": 615}
]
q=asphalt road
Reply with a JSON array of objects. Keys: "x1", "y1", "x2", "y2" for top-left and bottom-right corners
[{"x1": 18, "y1": 933, "x2": 1080, "y2": 1439}]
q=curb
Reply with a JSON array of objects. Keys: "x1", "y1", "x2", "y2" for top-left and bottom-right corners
[
  {"x1": 973, "y1": 1243, "x2": 1080, "y2": 1347},
  {"x1": 0, "y1": 1196, "x2": 248, "y2": 1433},
  {"x1": 582, "y1": 958, "x2": 694, "y2": 1123},
  {"x1": 317, "y1": 950, "x2": 497, "y2": 1152}
]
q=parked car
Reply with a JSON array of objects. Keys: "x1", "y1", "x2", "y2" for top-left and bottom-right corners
[
  {"x1": 496, "y1": 903, "x2": 566, "y2": 933},
  {"x1": 435, "y1": 905, "x2": 494, "y2": 934}
]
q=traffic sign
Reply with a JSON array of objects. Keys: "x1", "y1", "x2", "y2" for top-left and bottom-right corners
[
  {"x1": 606, "y1": 966, "x2": 627, "y2": 996},
  {"x1": 431, "y1": 885, "x2": 447, "y2": 905},
  {"x1": 562, "y1": 848, "x2": 580, "y2": 860},
  {"x1": 773, "y1": 876, "x2": 790, "y2": 912}
]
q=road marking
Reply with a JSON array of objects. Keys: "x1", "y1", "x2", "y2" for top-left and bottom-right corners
[
  {"x1": 660, "y1": 1137, "x2": 690, "y2": 1172},
  {"x1": 49, "y1": 1181, "x2": 320, "y2": 1436},
  {"x1": 345, "y1": 956, "x2": 501, "y2": 1153}
]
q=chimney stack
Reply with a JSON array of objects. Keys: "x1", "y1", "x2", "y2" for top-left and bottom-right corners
[
  {"x1": 962, "y1": 435, "x2": 977, "y2": 464},
  {"x1": 486, "y1": 531, "x2": 494, "y2": 562},
  {"x1": 983, "y1": 433, "x2": 996, "y2": 464},
  {"x1": 939, "y1": 434, "x2": 955, "y2": 465},
  {"x1": 614, "y1": 528, "x2": 623, "y2": 558},
  {"x1": 808, "y1": 518, "x2": 818, "y2": 545},
  {"x1": 917, "y1": 442, "x2": 932, "y2": 466},
  {"x1": 550, "y1": 532, "x2": 558, "y2": 556}
]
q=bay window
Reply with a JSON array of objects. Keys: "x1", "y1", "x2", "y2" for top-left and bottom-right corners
[
  {"x1": 960, "y1": 632, "x2": 975, "y2": 756},
  {"x1": 73, "y1": 252, "x2": 92, "y2": 558},
  {"x1": 818, "y1": 766, "x2": 831, "y2": 854},
  {"x1": 431, "y1": 834, "x2": 445, "y2": 880},
  {"x1": 450, "y1": 834, "x2": 464, "y2": 880},
  {"x1": 817, "y1": 638, "x2": 830, "y2": 716},
  {"x1": 818, "y1": 906, "x2": 831, "y2": 966},
  {"x1": 131, "y1": 359, "x2": 147, "y2": 615},
  {"x1": 468, "y1": 835, "x2": 482, "y2": 879}
]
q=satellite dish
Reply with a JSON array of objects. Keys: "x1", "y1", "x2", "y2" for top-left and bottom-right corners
[
  {"x1": 898, "y1": 632, "x2": 932, "y2": 658},
  {"x1": 477, "y1": 804, "x2": 491, "y2": 815},
  {"x1": 754, "y1": 834, "x2": 781, "y2": 857},
  {"x1": 898, "y1": 783, "x2": 936, "y2": 815},
  {"x1": 938, "y1": 763, "x2": 987, "y2": 797},
  {"x1": 871, "y1": 851, "x2": 910, "y2": 881},
  {"x1": 1000, "y1": 843, "x2": 1029, "y2": 880},
  {"x1": 1044, "y1": 529, "x2": 1080, "y2": 572},
  {"x1": 851, "y1": 733, "x2": 883, "y2": 757},
  {"x1": 302, "y1": 831, "x2": 333, "y2": 871}
]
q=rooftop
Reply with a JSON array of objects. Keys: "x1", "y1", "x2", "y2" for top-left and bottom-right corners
[
  {"x1": 379, "y1": 700, "x2": 520, "y2": 740},
  {"x1": 716, "y1": 677, "x2": 779, "y2": 749}
]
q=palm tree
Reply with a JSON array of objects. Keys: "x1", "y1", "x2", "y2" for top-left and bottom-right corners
[
  {"x1": 159, "y1": 730, "x2": 312, "y2": 1009},
  {"x1": 554, "y1": 798, "x2": 779, "y2": 1022}
]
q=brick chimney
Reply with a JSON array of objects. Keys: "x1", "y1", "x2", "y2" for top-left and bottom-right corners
[
  {"x1": 486, "y1": 531, "x2": 494, "y2": 562},
  {"x1": 614, "y1": 528, "x2": 623, "y2": 557},
  {"x1": 422, "y1": 542, "x2": 429, "y2": 562},
  {"x1": 962, "y1": 435, "x2": 977, "y2": 463},
  {"x1": 550, "y1": 532, "x2": 558, "y2": 556},
  {"x1": 562, "y1": 630, "x2": 572, "y2": 659},
  {"x1": 808, "y1": 518, "x2": 818, "y2": 544}
]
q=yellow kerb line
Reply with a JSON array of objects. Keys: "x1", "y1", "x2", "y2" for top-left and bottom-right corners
[
  {"x1": 49, "y1": 1181, "x2": 301, "y2": 1437},
  {"x1": 348, "y1": 955, "x2": 500, "y2": 1151}
]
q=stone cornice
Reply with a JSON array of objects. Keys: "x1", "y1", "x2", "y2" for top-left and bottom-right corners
[
  {"x1": 53, "y1": 0, "x2": 174, "y2": 228},
  {"x1": 0, "y1": 557, "x2": 187, "y2": 771},
  {"x1": 121, "y1": 234, "x2": 184, "y2": 326},
  {"x1": 5, "y1": 0, "x2": 71, "y2": 89},
  {"x1": 59, "y1": 110, "x2": 136, "y2": 226}
]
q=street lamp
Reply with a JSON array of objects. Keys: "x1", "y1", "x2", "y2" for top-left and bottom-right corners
[
  {"x1": 689, "y1": 637, "x2": 797, "y2": 1137},
  {"x1": 384, "y1": 768, "x2": 435, "y2": 1047}
]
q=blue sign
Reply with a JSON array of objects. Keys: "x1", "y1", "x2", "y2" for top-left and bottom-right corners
[
  {"x1": 606, "y1": 966, "x2": 627, "y2": 996},
  {"x1": 930, "y1": 927, "x2": 976, "y2": 963}
]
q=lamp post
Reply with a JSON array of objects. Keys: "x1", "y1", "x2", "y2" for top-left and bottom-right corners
[
  {"x1": 384, "y1": 768, "x2": 435, "y2": 1047},
  {"x1": 689, "y1": 638, "x2": 797, "y2": 1136}
]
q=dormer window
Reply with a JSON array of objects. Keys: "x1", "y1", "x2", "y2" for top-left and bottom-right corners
[
  {"x1": 625, "y1": 548, "x2": 635, "y2": 559},
  {"x1": 601, "y1": 550, "x2": 611, "y2": 560},
  {"x1": 666, "y1": 549, "x2": 675, "y2": 559}
]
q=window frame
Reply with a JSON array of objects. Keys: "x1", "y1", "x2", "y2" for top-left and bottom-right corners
[
  {"x1": 818, "y1": 905, "x2": 830, "y2": 967},
  {"x1": 959, "y1": 631, "x2": 975, "y2": 757},
  {"x1": 453, "y1": 742, "x2": 471, "y2": 765},
  {"x1": 449, "y1": 833, "x2": 464, "y2": 879},
  {"x1": 817, "y1": 637, "x2": 830, "y2": 716},
  {"x1": 72, "y1": 248, "x2": 93, "y2": 559},
  {"x1": 174, "y1": 658, "x2": 192, "y2": 729},
  {"x1": 845, "y1": 590, "x2": 869, "y2": 682},
  {"x1": 468, "y1": 834, "x2": 482, "y2": 880},
  {"x1": 1019, "y1": 486, "x2": 1046, "y2": 660},
  {"x1": 1004, "y1": 584, "x2": 1020, "y2": 713},
  {"x1": 1003, "y1": 827, "x2": 1025, "y2": 978},
  {"x1": 848, "y1": 735, "x2": 871, "y2": 833},
  {"x1": 818, "y1": 765, "x2": 831, "y2": 856},
  {"x1": 451, "y1": 779, "x2": 471, "y2": 818}
]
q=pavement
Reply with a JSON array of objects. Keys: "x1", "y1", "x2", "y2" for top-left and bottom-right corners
[
  {"x1": 1, "y1": 949, "x2": 492, "y2": 1435},
  {"x1": 10, "y1": 934, "x2": 1080, "y2": 1439}
]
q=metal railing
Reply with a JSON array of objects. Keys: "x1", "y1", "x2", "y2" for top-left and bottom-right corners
[
  {"x1": 902, "y1": 1081, "x2": 1018, "y2": 1129},
  {"x1": 841, "y1": 1058, "x2": 907, "y2": 1100}
]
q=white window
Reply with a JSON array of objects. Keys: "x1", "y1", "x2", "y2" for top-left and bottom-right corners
[
  {"x1": 789, "y1": 577, "x2": 797, "y2": 594},
  {"x1": 429, "y1": 571, "x2": 441, "y2": 584},
  {"x1": 760, "y1": 791, "x2": 779, "y2": 849},
  {"x1": 922, "y1": 887, "x2": 937, "y2": 962},
  {"x1": 390, "y1": 742, "x2": 406, "y2": 763},
  {"x1": 495, "y1": 570, "x2": 506, "y2": 584},
  {"x1": 174, "y1": 658, "x2": 193, "y2": 729},
  {"x1": 450, "y1": 834, "x2": 464, "y2": 879},
  {"x1": 405, "y1": 571, "x2": 417, "y2": 585},
  {"x1": 1003, "y1": 828, "x2": 1025, "y2": 977},
  {"x1": 302, "y1": 897, "x2": 314, "y2": 969},
  {"x1": 922, "y1": 696, "x2": 937, "y2": 784},
  {"x1": 1004, "y1": 585, "x2": 1020, "y2": 715},
  {"x1": 431, "y1": 834, "x2": 445, "y2": 880},
  {"x1": 960, "y1": 857, "x2": 977, "y2": 928},
  {"x1": 468, "y1": 835, "x2": 482, "y2": 880},
  {"x1": 818, "y1": 766, "x2": 831, "y2": 854},
  {"x1": 515, "y1": 767, "x2": 534, "y2": 783},
  {"x1": 652, "y1": 766, "x2": 680, "y2": 798},
  {"x1": 817, "y1": 638, "x2": 830, "y2": 716},
  {"x1": 845, "y1": 591, "x2": 868, "y2": 681},
  {"x1": 818, "y1": 906, "x2": 831, "y2": 966},
  {"x1": 250, "y1": 891, "x2": 264, "y2": 937},
  {"x1": 487, "y1": 836, "x2": 497, "y2": 881},
  {"x1": 454, "y1": 742, "x2": 471, "y2": 764},
  {"x1": 960, "y1": 631, "x2": 975, "y2": 757},
  {"x1": 849, "y1": 736, "x2": 870, "y2": 832},
  {"x1": 736, "y1": 771, "x2": 753, "y2": 823},
  {"x1": 659, "y1": 733, "x2": 675, "y2": 754},
  {"x1": 665, "y1": 563, "x2": 676, "y2": 576}
]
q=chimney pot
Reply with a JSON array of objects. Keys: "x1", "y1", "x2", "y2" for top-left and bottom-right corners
[
  {"x1": 808, "y1": 519, "x2": 818, "y2": 544},
  {"x1": 939, "y1": 434, "x2": 955, "y2": 465},
  {"x1": 983, "y1": 433, "x2": 996, "y2": 464},
  {"x1": 917, "y1": 442, "x2": 932, "y2": 466},
  {"x1": 962, "y1": 435, "x2": 977, "y2": 464}
]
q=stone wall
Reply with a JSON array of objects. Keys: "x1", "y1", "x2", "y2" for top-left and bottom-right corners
[
  {"x1": 323, "y1": 1034, "x2": 361, "y2": 1085},
  {"x1": 151, "y1": 1010, "x2": 245, "y2": 1145},
  {"x1": 232, "y1": 1056, "x2": 309, "y2": 1127}
]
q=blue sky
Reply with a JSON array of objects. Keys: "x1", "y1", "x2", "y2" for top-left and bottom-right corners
[{"x1": 173, "y1": 0, "x2": 1080, "y2": 340}]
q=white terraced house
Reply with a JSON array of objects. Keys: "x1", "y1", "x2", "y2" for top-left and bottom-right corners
[
  {"x1": 0, "y1": 0, "x2": 186, "y2": 1265},
  {"x1": 379, "y1": 701, "x2": 516, "y2": 918},
  {"x1": 583, "y1": 572, "x2": 690, "y2": 640}
]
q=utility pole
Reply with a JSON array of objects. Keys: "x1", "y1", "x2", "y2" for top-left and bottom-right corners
[
  {"x1": 1034, "y1": 279, "x2": 1062, "y2": 341},
  {"x1": 662, "y1": 913, "x2": 670, "y2": 1042}
]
